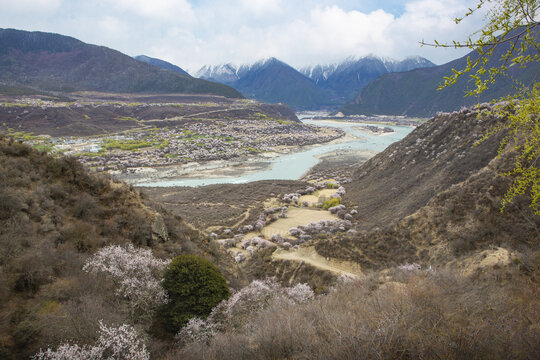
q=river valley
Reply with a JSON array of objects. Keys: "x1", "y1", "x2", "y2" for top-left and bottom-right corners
[{"x1": 123, "y1": 116, "x2": 414, "y2": 187}]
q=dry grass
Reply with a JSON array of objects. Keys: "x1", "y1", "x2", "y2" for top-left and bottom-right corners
[
  {"x1": 141, "y1": 180, "x2": 307, "y2": 229},
  {"x1": 169, "y1": 266, "x2": 540, "y2": 360}
]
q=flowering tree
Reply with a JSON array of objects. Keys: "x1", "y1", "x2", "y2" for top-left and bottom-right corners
[
  {"x1": 83, "y1": 244, "x2": 170, "y2": 318},
  {"x1": 177, "y1": 278, "x2": 314, "y2": 344},
  {"x1": 33, "y1": 321, "x2": 149, "y2": 360}
]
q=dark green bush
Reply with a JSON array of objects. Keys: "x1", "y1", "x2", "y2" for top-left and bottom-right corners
[{"x1": 161, "y1": 254, "x2": 230, "y2": 333}]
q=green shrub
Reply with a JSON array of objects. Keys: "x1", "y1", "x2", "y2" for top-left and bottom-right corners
[
  {"x1": 161, "y1": 255, "x2": 230, "y2": 333},
  {"x1": 322, "y1": 198, "x2": 340, "y2": 209}
]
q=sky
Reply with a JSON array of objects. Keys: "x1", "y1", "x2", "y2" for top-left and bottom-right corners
[{"x1": 1, "y1": 0, "x2": 488, "y2": 74}]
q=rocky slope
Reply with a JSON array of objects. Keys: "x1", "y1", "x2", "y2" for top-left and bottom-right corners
[
  {"x1": 0, "y1": 29, "x2": 242, "y2": 98},
  {"x1": 345, "y1": 106, "x2": 507, "y2": 228},
  {"x1": 314, "y1": 106, "x2": 539, "y2": 270}
]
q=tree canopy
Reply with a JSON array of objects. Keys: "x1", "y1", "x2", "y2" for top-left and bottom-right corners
[{"x1": 161, "y1": 254, "x2": 230, "y2": 333}]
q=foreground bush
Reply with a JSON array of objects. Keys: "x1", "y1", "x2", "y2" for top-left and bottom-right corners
[
  {"x1": 177, "y1": 278, "x2": 314, "y2": 344},
  {"x1": 161, "y1": 255, "x2": 230, "y2": 333},
  {"x1": 171, "y1": 268, "x2": 540, "y2": 360},
  {"x1": 32, "y1": 321, "x2": 149, "y2": 360}
]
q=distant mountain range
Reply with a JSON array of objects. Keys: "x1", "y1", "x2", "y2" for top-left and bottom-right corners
[
  {"x1": 340, "y1": 30, "x2": 540, "y2": 117},
  {"x1": 196, "y1": 56, "x2": 434, "y2": 109},
  {"x1": 0, "y1": 29, "x2": 242, "y2": 98},
  {"x1": 134, "y1": 55, "x2": 191, "y2": 76},
  {"x1": 198, "y1": 58, "x2": 329, "y2": 109},
  {"x1": 5, "y1": 28, "x2": 532, "y2": 116},
  {"x1": 300, "y1": 56, "x2": 435, "y2": 104}
]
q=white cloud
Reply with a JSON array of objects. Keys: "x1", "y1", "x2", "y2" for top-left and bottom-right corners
[
  {"x1": 239, "y1": 0, "x2": 283, "y2": 16},
  {"x1": 307, "y1": 6, "x2": 395, "y2": 56},
  {"x1": 173, "y1": 1, "x2": 464, "y2": 71},
  {"x1": 2, "y1": 0, "x2": 61, "y2": 13},
  {"x1": 97, "y1": 16, "x2": 130, "y2": 40},
  {"x1": 386, "y1": 0, "x2": 483, "y2": 63},
  {"x1": 105, "y1": 0, "x2": 196, "y2": 24},
  {"x1": 0, "y1": 0, "x2": 488, "y2": 71}
]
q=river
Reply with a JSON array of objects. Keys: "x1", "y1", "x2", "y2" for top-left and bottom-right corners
[{"x1": 136, "y1": 118, "x2": 414, "y2": 187}]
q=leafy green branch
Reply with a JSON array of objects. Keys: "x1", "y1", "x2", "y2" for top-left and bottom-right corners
[
  {"x1": 421, "y1": 0, "x2": 539, "y2": 96},
  {"x1": 424, "y1": 0, "x2": 540, "y2": 215}
]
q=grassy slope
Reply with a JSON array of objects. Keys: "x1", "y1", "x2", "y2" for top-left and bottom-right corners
[{"x1": 314, "y1": 108, "x2": 539, "y2": 270}]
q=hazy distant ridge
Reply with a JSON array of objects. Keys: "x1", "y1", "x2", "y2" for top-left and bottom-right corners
[
  {"x1": 196, "y1": 55, "x2": 434, "y2": 109},
  {"x1": 340, "y1": 29, "x2": 540, "y2": 116},
  {"x1": 134, "y1": 55, "x2": 191, "y2": 77},
  {"x1": 0, "y1": 28, "x2": 242, "y2": 98}
]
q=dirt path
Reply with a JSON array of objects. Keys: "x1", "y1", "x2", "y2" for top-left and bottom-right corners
[
  {"x1": 231, "y1": 207, "x2": 252, "y2": 229},
  {"x1": 272, "y1": 246, "x2": 362, "y2": 278}
]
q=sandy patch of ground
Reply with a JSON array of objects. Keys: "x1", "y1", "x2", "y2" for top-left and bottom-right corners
[
  {"x1": 454, "y1": 247, "x2": 515, "y2": 277},
  {"x1": 263, "y1": 197, "x2": 281, "y2": 209},
  {"x1": 261, "y1": 207, "x2": 339, "y2": 238},
  {"x1": 272, "y1": 246, "x2": 362, "y2": 278},
  {"x1": 115, "y1": 156, "x2": 275, "y2": 184},
  {"x1": 298, "y1": 195, "x2": 319, "y2": 205}
]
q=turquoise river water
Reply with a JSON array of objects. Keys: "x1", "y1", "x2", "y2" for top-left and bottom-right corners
[{"x1": 137, "y1": 119, "x2": 414, "y2": 187}]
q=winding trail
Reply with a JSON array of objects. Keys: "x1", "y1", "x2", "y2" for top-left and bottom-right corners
[{"x1": 272, "y1": 246, "x2": 362, "y2": 278}]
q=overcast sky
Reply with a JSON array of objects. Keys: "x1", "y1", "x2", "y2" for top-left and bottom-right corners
[{"x1": 1, "y1": 0, "x2": 487, "y2": 73}]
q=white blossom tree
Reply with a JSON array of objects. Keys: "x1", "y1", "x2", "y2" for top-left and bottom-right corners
[
  {"x1": 177, "y1": 278, "x2": 314, "y2": 344},
  {"x1": 83, "y1": 244, "x2": 170, "y2": 319},
  {"x1": 33, "y1": 321, "x2": 149, "y2": 360}
]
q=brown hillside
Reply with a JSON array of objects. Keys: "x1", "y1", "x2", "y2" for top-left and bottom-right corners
[
  {"x1": 317, "y1": 108, "x2": 539, "y2": 270},
  {"x1": 345, "y1": 106, "x2": 507, "y2": 229},
  {"x1": 0, "y1": 134, "x2": 233, "y2": 358}
]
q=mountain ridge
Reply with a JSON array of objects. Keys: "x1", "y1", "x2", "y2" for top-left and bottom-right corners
[
  {"x1": 198, "y1": 57, "x2": 329, "y2": 109},
  {"x1": 134, "y1": 55, "x2": 191, "y2": 77},
  {"x1": 196, "y1": 55, "x2": 435, "y2": 109},
  {"x1": 0, "y1": 28, "x2": 242, "y2": 98},
  {"x1": 300, "y1": 55, "x2": 435, "y2": 104},
  {"x1": 340, "y1": 29, "x2": 540, "y2": 116}
]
